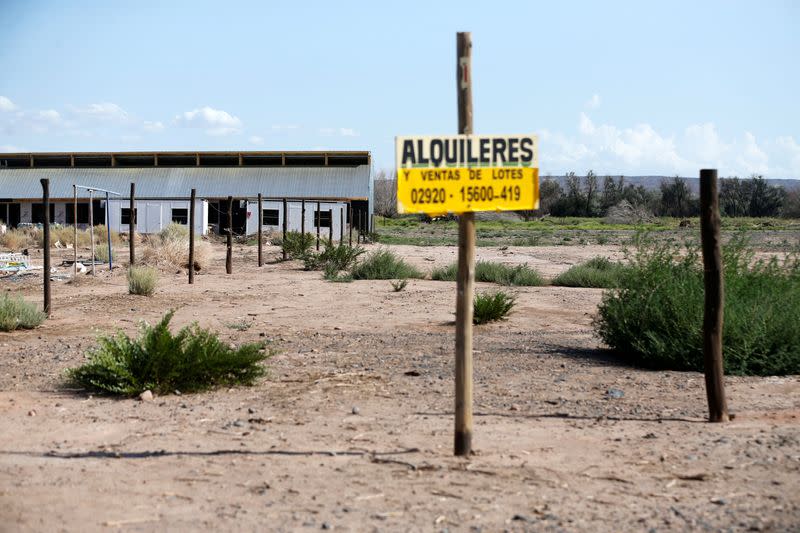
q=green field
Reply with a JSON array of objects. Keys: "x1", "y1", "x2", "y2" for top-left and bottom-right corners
[{"x1": 372, "y1": 215, "x2": 800, "y2": 249}]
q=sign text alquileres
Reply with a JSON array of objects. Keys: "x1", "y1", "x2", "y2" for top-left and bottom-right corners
[{"x1": 396, "y1": 134, "x2": 539, "y2": 214}]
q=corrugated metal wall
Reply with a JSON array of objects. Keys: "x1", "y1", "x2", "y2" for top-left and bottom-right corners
[{"x1": 0, "y1": 165, "x2": 371, "y2": 200}]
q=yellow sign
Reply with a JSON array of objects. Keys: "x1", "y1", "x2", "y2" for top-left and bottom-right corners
[{"x1": 395, "y1": 134, "x2": 539, "y2": 214}]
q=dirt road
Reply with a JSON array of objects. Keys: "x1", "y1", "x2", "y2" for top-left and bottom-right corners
[{"x1": 1, "y1": 243, "x2": 798, "y2": 531}]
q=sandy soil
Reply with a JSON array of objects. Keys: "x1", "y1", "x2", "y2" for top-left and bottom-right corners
[{"x1": 1, "y1": 242, "x2": 798, "y2": 532}]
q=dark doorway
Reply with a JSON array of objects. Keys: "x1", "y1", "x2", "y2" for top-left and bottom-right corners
[
  {"x1": 232, "y1": 201, "x2": 247, "y2": 235},
  {"x1": 1, "y1": 203, "x2": 21, "y2": 228},
  {"x1": 218, "y1": 199, "x2": 247, "y2": 236},
  {"x1": 92, "y1": 199, "x2": 106, "y2": 225}
]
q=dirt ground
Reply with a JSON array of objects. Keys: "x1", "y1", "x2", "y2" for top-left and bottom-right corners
[{"x1": 1, "y1": 242, "x2": 798, "y2": 532}]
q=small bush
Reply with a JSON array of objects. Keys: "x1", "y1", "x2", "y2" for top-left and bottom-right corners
[
  {"x1": 140, "y1": 225, "x2": 210, "y2": 271},
  {"x1": 551, "y1": 257, "x2": 629, "y2": 288},
  {"x1": 473, "y1": 291, "x2": 516, "y2": 324},
  {"x1": 304, "y1": 241, "x2": 365, "y2": 272},
  {"x1": 595, "y1": 238, "x2": 800, "y2": 376},
  {"x1": 323, "y1": 265, "x2": 354, "y2": 283},
  {"x1": 0, "y1": 294, "x2": 46, "y2": 332},
  {"x1": 431, "y1": 261, "x2": 544, "y2": 286},
  {"x1": 0, "y1": 228, "x2": 36, "y2": 250},
  {"x1": 67, "y1": 311, "x2": 271, "y2": 395},
  {"x1": 430, "y1": 263, "x2": 458, "y2": 281},
  {"x1": 128, "y1": 266, "x2": 158, "y2": 296},
  {"x1": 282, "y1": 231, "x2": 315, "y2": 260},
  {"x1": 390, "y1": 279, "x2": 408, "y2": 292},
  {"x1": 94, "y1": 243, "x2": 115, "y2": 264},
  {"x1": 350, "y1": 249, "x2": 423, "y2": 280},
  {"x1": 159, "y1": 222, "x2": 189, "y2": 242}
]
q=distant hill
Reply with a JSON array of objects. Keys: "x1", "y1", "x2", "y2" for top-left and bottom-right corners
[{"x1": 539, "y1": 175, "x2": 800, "y2": 192}]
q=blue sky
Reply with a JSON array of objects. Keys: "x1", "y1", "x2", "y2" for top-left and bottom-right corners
[{"x1": 1, "y1": 0, "x2": 798, "y2": 178}]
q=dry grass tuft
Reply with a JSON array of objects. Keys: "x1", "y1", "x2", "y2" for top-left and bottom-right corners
[{"x1": 140, "y1": 223, "x2": 210, "y2": 271}]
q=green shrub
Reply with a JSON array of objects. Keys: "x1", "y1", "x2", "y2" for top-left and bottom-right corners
[
  {"x1": 159, "y1": 222, "x2": 189, "y2": 241},
  {"x1": 473, "y1": 291, "x2": 516, "y2": 324},
  {"x1": 323, "y1": 265, "x2": 354, "y2": 283},
  {"x1": 94, "y1": 243, "x2": 115, "y2": 264},
  {"x1": 350, "y1": 249, "x2": 423, "y2": 280},
  {"x1": 68, "y1": 311, "x2": 271, "y2": 395},
  {"x1": 128, "y1": 266, "x2": 158, "y2": 296},
  {"x1": 430, "y1": 263, "x2": 458, "y2": 281},
  {"x1": 390, "y1": 279, "x2": 408, "y2": 292},
  {"x1": 0, "y1": 295, "x2": 46, "y2": 332},
  {"x1": 595, "y1": 239, "x2": 800, "y2": 376},
  {"x1": 551, "y1": 257, "x2": 629, "y2": 288},
  {"x1": 304, "y1": 241, "x2": 365, "y2": 272},
  {"x1": 282, "y1": 231, "x2": 315, "y2": 260},
  {"x1": 431, "y1": 261, "x2": 544, "y2": 286}
]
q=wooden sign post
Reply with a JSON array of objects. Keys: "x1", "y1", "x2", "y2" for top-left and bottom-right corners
[
  {"x1": 257, "y1": 193, "x2": 264, "y2": 267},
  {"x1": 454, "y1": 31, "x2": 475, "y2": 456},
  {"x1": 395, "y1": 33, "x2": 539, "y2": 456},
  {"x1": 129, "y1": 182, "x2": 136, "y2": 266},
  {"x1": 41, "y1": 179, "x2": 51, "y2": 317}
]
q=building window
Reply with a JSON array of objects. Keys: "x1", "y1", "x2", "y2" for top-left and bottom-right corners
[
  {"x1": 314, "y1": 209, "x2": 331, "y2": 228},
  {"x1": 261, "y1": 209, "x2": 280, "y2": 226},
  {"x1": 31, "y1": 203, "x2": 55, "y2": 224},
  {"x1": 120, "y1": 208, "x2": 138, "y2": 226},
  {"x1": 171, "y1": 208, "x2": 189, "y2": 225},
  {"x1": 66, "y1": 203, "x2": 90, "y2": 224}
]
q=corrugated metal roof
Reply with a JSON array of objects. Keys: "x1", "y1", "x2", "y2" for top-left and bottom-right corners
[{"x1": 0, "y1": 166, "x2": 371, "y2": 200}]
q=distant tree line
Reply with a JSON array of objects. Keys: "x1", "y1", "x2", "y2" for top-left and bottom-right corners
[
  {"x1": 372, "y1": 170, "x2": 800, "y2": 219},
  {"x1": 537, "y1": 172, "x2": 796, "y2": 219}
]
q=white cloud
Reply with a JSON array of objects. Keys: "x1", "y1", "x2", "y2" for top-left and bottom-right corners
[
  {"x1": 319, "y1": 127, "x2": 359, "y2": 137},
  {"x1": 70, "y1": 102, "x2": 129, "y2": 122},
  {"x1": 249, "y1": 135, "x2": 264, "y2": 145},
  {"x1": 539, "y1": 112, "x2": 800, "y2": 177},
  {"x1": 272, "y1": 124, "x2": 299, "y2": 131},
  {"x1": 175, "y1": 106, "x2": 242, "y2": 135},
  {"x1": 0, "y1": 96, "x2": 17, "y2": 112},
  {"x1": 143, "y1": 120, "x2": 164, "y2": 132},
  {"x1": 585, "y1": 93, "x2": 601, "y2": 109},
  {"x1": 0, "y1": 144, "x2": 23, "y2": 152}
]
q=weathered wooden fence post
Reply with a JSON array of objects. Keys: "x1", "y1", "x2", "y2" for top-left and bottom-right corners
[
  {"x1": 301, "y1": 199, "x2": 306, "y2": 235},
  {"x1": 316, "y1": 201, "x2": 321, "y2": 251},
  {"x1": 41, "y1": 179, "x2": 51, "y2": 317},
  {"x1": 189, "y1": 188, "x2": 196, "y2": 284},
  {"x1": 340, "y1": 206, "x2": 345, "y2": 243},
  {"x1": 699, "y1": 168, "x2": 729, "y2": 422},
  {"x1": 348, "y1": 203, "x2": 353, "y2": 247},
  {"x1": 282, "y1": 198, "x2": 288, "y2": 260},
  {"x1": 226, "y1": 196, "x2": 233, "y2": 275},
  {"x1": 257, "y1": 193, "x2": 263, "y2": 267},
  {"x1": 129, "y1": 182, "x2": 135, "y2": 266}
]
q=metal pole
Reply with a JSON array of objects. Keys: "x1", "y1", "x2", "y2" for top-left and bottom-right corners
[
  {"x1": 328, "y1": 208, "x2": 333, "y2": 244},
  {"x1": 72, "y1": 185, "x2": 77, "y2": 278},
  {"x1": 89, "y1": 190, "x2": 95, "y2": 276},
  {"x1": 454, "y1": 31, "x2": 475, "y2": 456},
  {"x1": 105, "y1": 191, "x2": 112, "y2": 271},
  {"x1": 41, "y1": 179, "x2": 51, "y2": 317},
  {"x1": 700, "y1": 168, "x2": 729, "y2": 422}
]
